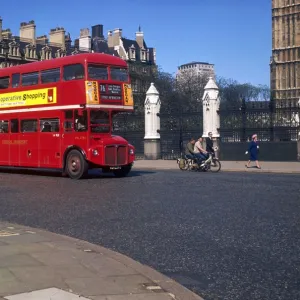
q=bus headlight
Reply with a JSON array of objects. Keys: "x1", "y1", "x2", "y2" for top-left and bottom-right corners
[
  {"x1": 129, "y1": 149, "x2": 134, "y2": 155},
  {"x1": 92, "y1": 149, "x2": 99, "y2": 156}
]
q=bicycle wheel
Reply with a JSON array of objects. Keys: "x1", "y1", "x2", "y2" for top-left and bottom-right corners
[
  {"x1": 178, "y1": 158, "x2": 189, "y2": 170},
  {"x1": 210, "y1": 159, "x2": 221, "y2": 172}
]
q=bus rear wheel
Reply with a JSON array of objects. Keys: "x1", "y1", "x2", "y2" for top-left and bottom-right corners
[
  {"x1": 65, "y1": 150, "x2": 88, "y2": 179},
  {"x1": 113, "y1": 165, "x2": 132, "y2": 178}
]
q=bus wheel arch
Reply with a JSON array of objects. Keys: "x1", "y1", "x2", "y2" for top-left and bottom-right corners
[{"x1": 63, "y1": 147, "x2": 89, "y2": 179}]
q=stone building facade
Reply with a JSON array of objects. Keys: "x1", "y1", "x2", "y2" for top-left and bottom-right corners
[
  {"x1": 0, "y1": 18, "x2": 156, "y2": 93},
  {"x1": 270, "y1": 0, "x2": 300, "y2": 105},
  {"x1": 176, "y1": 61, "x2": 215, "y2": 79}
]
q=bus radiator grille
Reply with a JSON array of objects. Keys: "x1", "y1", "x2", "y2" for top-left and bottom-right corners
[
  {"x1": 117, "y1": 146, "x2": 127, "y2": 165},
  {"x1": 105, "y1": 145, "x2": 127, "y2": 166}
]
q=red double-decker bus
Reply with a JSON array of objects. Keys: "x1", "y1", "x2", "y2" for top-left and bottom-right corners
[{"x1": 0, "y1": 53, "x2": 135, "y2": 179}]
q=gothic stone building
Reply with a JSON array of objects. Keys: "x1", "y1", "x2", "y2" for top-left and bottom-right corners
[
  {"x1": 270, "y1": 0, "x2": 300, "y2": 106},
  {"x1": 0, "y1": 18, "x2": 156, "y2": 95}
]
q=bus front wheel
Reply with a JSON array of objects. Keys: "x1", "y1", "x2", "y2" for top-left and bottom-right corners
[
  {"x1": 65, "y1": 150, "x2": 88, "y2": 179},
  {"x1": 113, "y1": 164, "x2": 132, "y2": 178}
]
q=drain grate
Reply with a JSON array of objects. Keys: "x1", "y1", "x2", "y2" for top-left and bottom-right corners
[
  {"x1": 0, "y1": 230, "x2": 20, "y2": 237},
  {"x1": 143, "y1": 282, "x2": 165, "y2": 293}
]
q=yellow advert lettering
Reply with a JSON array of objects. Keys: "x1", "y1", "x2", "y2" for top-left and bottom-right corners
[
  {"x1": 0, "y1": 88, "x2": 57, "y2": 109},
  {"x1": 123, "y1": 84, "x2": 133, "y2": 106},
  {"x1": 85, "y1": 81, "x2": 99, "y2": 104}
]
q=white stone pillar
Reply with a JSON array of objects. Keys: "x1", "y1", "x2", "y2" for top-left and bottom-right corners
[
  {"x1": 202, "y1": 77, "x2": 221, "y2": 156},
  {"x1": 144, "y1": 82, "x2": 161, "y2": 159},
  {"x1": 202, "y1": 77, "x2": 220, "y2": 138}
]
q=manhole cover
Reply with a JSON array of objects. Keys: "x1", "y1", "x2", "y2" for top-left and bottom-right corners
[{"x1": 4, "y1": 287, "x2": 90, "y2": 299}]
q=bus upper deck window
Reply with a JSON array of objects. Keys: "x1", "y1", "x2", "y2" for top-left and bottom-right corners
[
  {"x1": 22, "y1": 72, "x2": 39, "y2": 86},
  {"x1": 110, "y1": 68, "x2": 128, "y2": 82},
  {"x1": 41, "y1": 68, "x2": 60, "y2": 84},
  {"x1": 12, "y1": 74, "x2": 20, "y2": 88},
  {"x1": 63, "y1": 64, "x2": 85, "y2": 81},
  {"x1": 0, "y1": 76, "x2": 10, "y2": 89},
  {"x1": 88, "y1": 65, "x2": 108, "y2": 80}
]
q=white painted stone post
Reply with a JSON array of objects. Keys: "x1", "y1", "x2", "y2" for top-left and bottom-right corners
[
  {"x1": 202, "y1": 77, "x2": 221, "y2": 156},
  {"x1": 144, "y1": 82, "x2": 161, "y2": 159}
]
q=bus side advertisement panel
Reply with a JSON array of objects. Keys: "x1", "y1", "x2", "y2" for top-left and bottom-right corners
[
  {"x1": 85, "y1": 81, "x2": 99, "y2": 104},
  {"x1": 123, "y1": 84, "x2": 134, "y2": 106},
  {"x1": 0, "y1": 88, "x2": 57, "y2": 109}
]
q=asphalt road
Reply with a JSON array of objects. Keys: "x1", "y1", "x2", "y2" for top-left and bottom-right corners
[{"x1": 0, "y1": 167, "x2": 299, "y2": 300}]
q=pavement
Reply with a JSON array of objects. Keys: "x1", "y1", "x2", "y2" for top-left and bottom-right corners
[
  {"x1": 0, "y1": 222, "x2": 203, "y2": 300},
  {"x1": 133, "y1": 160, "x2": 300, "y2": 173}
]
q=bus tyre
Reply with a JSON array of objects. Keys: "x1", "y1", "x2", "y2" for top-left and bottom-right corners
[
  {"x1": 65, "y1": 150, "x2": 88, "y2": 179},
  {"x1": 113, "y1": 165, "x2": 132, "y2": 178}
]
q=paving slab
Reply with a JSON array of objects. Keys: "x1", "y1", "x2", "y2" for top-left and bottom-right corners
[
  {"x1": 4, "y1": 287, "x2": 90, "y2": 300},
  {"x1": 0, "y1": 222, "x2": 203, "y2": 300},
  {"x1": 0, "y1": 254, "x2": 42, "y2": 268},
  {"x1": 90, "y1": 294, "x2": 174, "y2": 300},
  {"x1": 0, "y1": 269, "x2": 16, "y2": 283},
  {"x1": 0, "y1": 243, "x2": 53, "y2": 258},
  {"x1": 133, "y1": 159, "x2": 300, "y2": 174}
]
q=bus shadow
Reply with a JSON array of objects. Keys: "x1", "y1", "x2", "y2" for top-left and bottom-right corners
[
  {"x1": 0, "y1": 167, "x2": 156, "y2": 179},
  {"x1": 87, "y1": 169, "x2": 156, "y2": 179}
]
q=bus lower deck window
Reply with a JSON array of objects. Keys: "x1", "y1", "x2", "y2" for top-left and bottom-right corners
[
  {"x1": 21, "y1": 119, "x2": 38, "y2": 132},
  {"x1": 0, "y1": 120, "x2": 9, "y2": 133},
  {"x1": 11, "y1": 119, "x2": 19, "y2": 133}
]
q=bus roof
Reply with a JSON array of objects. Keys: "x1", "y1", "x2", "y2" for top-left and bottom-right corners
[{"x1": 0, "y1": 53, "x2": 128, "y2": 76}]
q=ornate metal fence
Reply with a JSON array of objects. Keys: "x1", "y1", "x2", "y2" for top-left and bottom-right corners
[
  {"x1": 159, "y1": 106, "x2": 203, "y2": 160},
  {"x1": 112, "y1": 111, "x2": 145, "y2": 159},
  {"x1": 219, "y1": 99, "x2": 300, "y2": 161},
  {"x1": 112, "y1": 97, "x2": 299, "y2": 162}
]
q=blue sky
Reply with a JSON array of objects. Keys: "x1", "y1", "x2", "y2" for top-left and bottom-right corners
[{"x1": 1, "y1": 0, "x2": 271, "y2": 86}]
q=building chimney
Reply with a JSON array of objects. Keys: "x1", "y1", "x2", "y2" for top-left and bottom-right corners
[
  {"x1": 92, "y1": 24, "x2": 103, "y2": 39},
  {"x1": 74, "y1": 38, "x2": 79, "y2": 49},
  {"x1": 136, "y1": 27, "x2": 144, "y2": 48},
  {"x1": 49, "y1": 27, "x2": 66, "y2": 48},
  {"x1": 2, "y1": 29, "x2": 12, "y2": 39},
  {"x1": 112, "y1": 28, "x2": 122, "y2": 46},
  {"x1": 107, "y1": 30, "x2": 113, "y2": 47},
  {"x1": 36, "y1": 35, "x2": 48, "y2": 45},
  {"x1": 0, "y1": 17, "x2": 2, "y2": 41},
  {"x1": 79, "y1": 28, "x2": 91, "y2": 52},
  {"x1": 20, "y1": 20, "x2": 36, "y2": 43},
  {"x1": 65, "y1": 32, "x2": 72, "y2": 50}
]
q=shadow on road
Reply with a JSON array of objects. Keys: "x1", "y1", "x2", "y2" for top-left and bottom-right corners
[{"x1": 0, "y1": 167, "x2": 156, "y2": 179}]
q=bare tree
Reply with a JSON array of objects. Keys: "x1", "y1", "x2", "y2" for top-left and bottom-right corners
[
  {"x1": 217, "y1": 76, "x2": 271, "y2": 107},
  {"x1": 175, "y1": 69, "x2": 209, "y2": 112}
]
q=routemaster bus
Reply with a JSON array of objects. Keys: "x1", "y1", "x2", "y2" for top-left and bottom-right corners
[{"x1": 0, "y1": 53, "x2": 135, "y2": 179}]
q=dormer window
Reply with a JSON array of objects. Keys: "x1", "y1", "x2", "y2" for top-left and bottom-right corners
[
  {"x1": 129, "y1": 44, "x2": 136, "y2": 61},
  {"x1": 9, "y1": 40, "x2": 20, "y2": 57},
  {"x1": 56, "y1": 48, "x2": 66, "y2": 58},
  {"x1": 41, "y1": 46, "x2": 52, "y2": 60},
  {"x1": 25, "y1": 44, "x2": 36, "y2": 59},
  {"x1": 141, "y1": 48, "x2": 146, "y2": 61}
]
